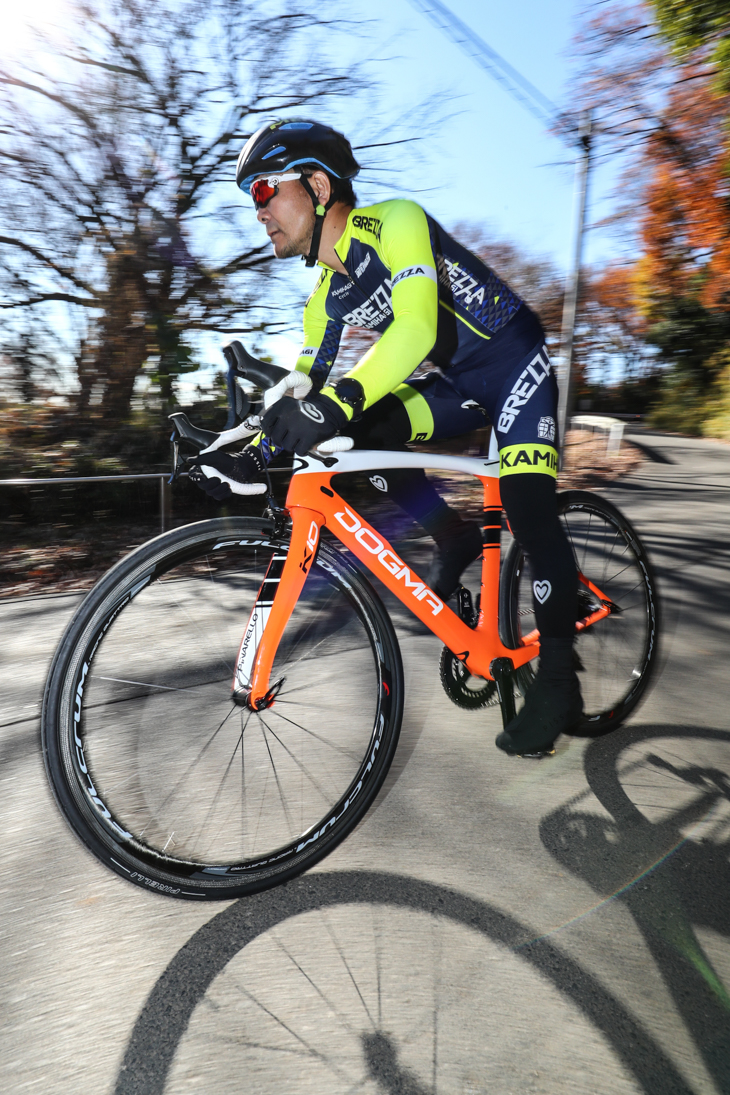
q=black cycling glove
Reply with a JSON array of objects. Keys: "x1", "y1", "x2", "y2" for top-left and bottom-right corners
[
  {"x1": 261, "y1": 393, "x2": 347, "y2": 456},
  {"x1": 189, "y1": 445, "x2": 267, "y2": 501}
]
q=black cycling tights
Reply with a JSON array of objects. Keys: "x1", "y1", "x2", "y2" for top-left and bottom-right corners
[
  {"x1": 348, "y1": 397, "x2": 578, "y2": 639},
  {"x1": 499, "y1": 474, "x2": 577, "y2": 639}
]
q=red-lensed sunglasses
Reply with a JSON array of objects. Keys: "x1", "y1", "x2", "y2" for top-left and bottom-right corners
[{"x1": 250, "y1": 172, "x2": 302, "y2": 209}]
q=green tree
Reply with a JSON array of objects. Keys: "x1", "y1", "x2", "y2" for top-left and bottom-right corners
[{"x1": 651, "y1": 0, "x2": 730, "y2": 90}]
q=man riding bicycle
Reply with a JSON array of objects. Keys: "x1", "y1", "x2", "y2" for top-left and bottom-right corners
[{"x1": 192, "y1": 119, "x2": 582, "y2": 757}]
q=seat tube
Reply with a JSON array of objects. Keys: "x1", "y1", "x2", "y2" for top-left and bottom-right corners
[
  {"x1": 477, "y1": 476, "x2": 503, "y2": 640},
  {"x1": 245, "y1": 507, "x2": 324, "y2": 709}
]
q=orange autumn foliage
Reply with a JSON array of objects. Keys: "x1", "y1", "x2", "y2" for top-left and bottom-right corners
[{"x1": 638, "y1": 70, "x2": 730, "y2": 313}]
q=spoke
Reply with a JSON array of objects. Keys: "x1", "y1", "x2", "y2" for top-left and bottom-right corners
[
  {"x1": 279, "y1": 611, "x2": 358, "y2": 675},
  {"x1": 267, "y1": 707, "x2": 365, "y2": 761},
  {"x1": 258, "y1": 715, "x2": 297, "y2": 837},
  {"x1": 563, "y1": 514, "x2": 579, "y2": 567},
  {"x1": 581, "y1": 511, "x2": 593, "y2": 572},
  {"x1": 258, "y1": 714, "x2": 335, "y2": 807},
  {"x1": 276, "y1": 670, "x2": 369, "y2": 701},
  {"x1": 93, "y1": 674, "x2": 201, "y2": 694},
  {"x1": 192, "y1": 726, "x2": 245, "y2": 856},
  {"x1": 212, "y1": 1038, "x2": 311, "y2": 1058},
  {"x1": 602, "y1": 522, "x2": 622, "y2": 580},
  {"x1": 271, "y1": 581, "x2": 342, "y2": 668},
  {"x1": 373, "y1": 908, "x2": 383, "y2": 1027},
  {"x1": 240, "y1": 706, "x2": 253, "y2": 858},
  {"x1": 150, "y1": 703, "x2": 240, "y2": 821},
  {"x1": 149, "y1": 576, "x2": 240, "y2": 678}
]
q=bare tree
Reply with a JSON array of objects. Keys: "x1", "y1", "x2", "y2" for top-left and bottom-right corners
[{"x1": 0, "y1": 0, "x2": 364, "y2": 428}]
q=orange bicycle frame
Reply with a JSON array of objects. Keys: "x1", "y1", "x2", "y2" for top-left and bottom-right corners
[{"x1": 243, "y1": 455, "x2": 546, "y2": 709}]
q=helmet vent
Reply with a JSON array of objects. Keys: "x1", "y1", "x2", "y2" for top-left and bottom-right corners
[
  {"x1": 279, "y1": 121, "x2": 313, "y2": 130},
  {"x1": 262, "y1": 145, "x2": 287, "y2": 159}
]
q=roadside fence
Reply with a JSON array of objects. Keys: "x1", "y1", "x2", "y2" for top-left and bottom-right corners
[{"x1": 0, "y1": 473, "x2": 172, "y2": 533}]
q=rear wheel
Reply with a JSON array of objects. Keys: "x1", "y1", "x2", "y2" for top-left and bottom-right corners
[
  {"x1": 500, "y1": 490, "x2": 660, "y2": 733},
  {"x1": 42, "y1": 517, "x2": 403, "y2": 899}
]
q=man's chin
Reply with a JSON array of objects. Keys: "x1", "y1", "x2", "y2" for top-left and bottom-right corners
[{"x1": 272, "y1": 236, "x2": 306, "y2": 260}]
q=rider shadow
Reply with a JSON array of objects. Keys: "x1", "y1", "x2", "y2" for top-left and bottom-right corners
[{"x1": 540, "y1": 723, "x2": 730, "y2": 1094}]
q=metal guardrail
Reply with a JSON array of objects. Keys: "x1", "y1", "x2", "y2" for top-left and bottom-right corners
[{"x1": 0, "y1": 473, "x2": 172, "y2": 533}]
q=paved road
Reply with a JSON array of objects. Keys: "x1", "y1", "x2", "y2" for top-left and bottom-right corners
[{"x1": 2, "y1": 430, "x2": 730, "y2": 1094}]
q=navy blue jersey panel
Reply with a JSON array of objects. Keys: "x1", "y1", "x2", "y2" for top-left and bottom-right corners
[{"x1": 311, "y1": 319, "x2": 345, "y2": 389}]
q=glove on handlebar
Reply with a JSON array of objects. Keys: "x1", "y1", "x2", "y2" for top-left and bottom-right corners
[
  {"x1": 189, "y1": 445, "x2": 267, "y2": 501},
  {"x1": 261, "y1": 392, "x2": 347, "y2": 456}
]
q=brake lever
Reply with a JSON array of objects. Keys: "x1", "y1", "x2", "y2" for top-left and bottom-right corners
[{"x1": 168, "y1": 427, "x2": 192, "y2": 483}]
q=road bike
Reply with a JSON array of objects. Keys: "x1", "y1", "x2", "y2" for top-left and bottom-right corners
[{"x1": 42, "y1": 357, "x2": 660, "y2": 900}]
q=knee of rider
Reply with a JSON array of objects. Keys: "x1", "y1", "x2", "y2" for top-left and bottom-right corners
[
  {"x1": 500, "y1": 474, "x2": 559, "y2": 545},
  {"x1": 348, "y1": 394, "x2": 412, "y2": 450}
]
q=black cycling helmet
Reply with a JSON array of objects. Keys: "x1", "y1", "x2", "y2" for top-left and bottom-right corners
[
  {"x1": 235, "y1": 119, "x2": 360, "y2": 195},
  {"x1": 236, "y1": 119, "x2": 360, "y2": 267}
]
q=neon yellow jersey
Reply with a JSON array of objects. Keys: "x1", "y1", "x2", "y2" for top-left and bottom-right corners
[{"x1": 293, "y1": 199, "x2": 523, "y2": 419}]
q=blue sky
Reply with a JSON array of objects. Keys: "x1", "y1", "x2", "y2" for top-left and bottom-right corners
[{"x1": 340, "y1": 0, "x2": 620, "y2": 272}]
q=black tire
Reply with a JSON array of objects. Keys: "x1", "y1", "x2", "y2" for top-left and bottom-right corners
[
  {"x1": 42, "y1": 517, "x2": 403, "y2": 900},
  {"x1": 499, "y1": 490, "x2": 660, "y2": 733}
]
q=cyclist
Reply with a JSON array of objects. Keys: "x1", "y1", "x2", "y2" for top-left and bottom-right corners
[{"x1": 192, "y1": 119, "x2": 582, "y2": 756}]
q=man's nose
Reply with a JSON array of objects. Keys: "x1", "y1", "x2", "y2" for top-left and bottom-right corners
[{"x1": 256, "y1": 208, "x2": 269, "y2": 224}]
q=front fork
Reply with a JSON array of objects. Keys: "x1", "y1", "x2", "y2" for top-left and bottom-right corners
[{"x1": 233, "y1": 507, "x2": 323, "y2": 709}]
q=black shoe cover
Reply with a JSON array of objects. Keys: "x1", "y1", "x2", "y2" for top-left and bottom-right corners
[
  {"x1": 427, "y1": 522, "x2": 483, "y2": 600},
  {"x1": 495, "y1": 638, "x2": 583, "y2": 756}
]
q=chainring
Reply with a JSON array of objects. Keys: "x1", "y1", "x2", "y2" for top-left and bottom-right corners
[{"x1": 439, "y1": 646, "x2": 499, "y2": 710}]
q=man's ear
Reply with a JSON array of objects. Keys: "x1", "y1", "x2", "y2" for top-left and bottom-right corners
[{"x1": 309, "y1": 170, "x2": 333, "y2": 205}]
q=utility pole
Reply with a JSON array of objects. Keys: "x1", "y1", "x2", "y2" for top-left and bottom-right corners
[{"x1": 557, "y1": 110, "x2": 593, "y2": 460}]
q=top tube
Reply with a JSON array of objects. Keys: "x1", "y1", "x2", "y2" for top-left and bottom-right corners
[{"x1": 292, "y1": 449, "x2": 500, "y2": 479}]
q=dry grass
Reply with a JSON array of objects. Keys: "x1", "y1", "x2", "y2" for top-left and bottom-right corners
[
  {"x1": 558, "y1": 429, "x2": 644, "y2": 488},
  {"x1": 0, "y1": 525, "x2": 153, "y2": 600}
]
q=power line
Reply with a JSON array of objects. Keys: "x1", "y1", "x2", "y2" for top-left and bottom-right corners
[
  {"x1": 407, "y1": 0, "x2": 558, "y2": 129},
  {"x1": 406, "y1": 0, "x2": 594, "y2": 462}
]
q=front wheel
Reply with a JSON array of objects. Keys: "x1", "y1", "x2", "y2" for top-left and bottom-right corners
[
  {"x1": 499, "y1": 490, "x2": 660, "y2": 733},
  {"x1": 42, "y1": 517, "x2": 403, "y2": 900}
]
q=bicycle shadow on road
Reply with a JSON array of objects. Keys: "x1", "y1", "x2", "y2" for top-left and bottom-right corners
[
  {"x1": 540, "y1": 722, "x2": 730, "y2": 1095},
  {"x1": 114, "y1": 869, "x2": 695, "y2": 1095}
]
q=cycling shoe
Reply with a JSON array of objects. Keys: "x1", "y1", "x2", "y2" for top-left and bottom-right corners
[{"x1": 495, "y1": 638, "x2": 583, "y2": 756}]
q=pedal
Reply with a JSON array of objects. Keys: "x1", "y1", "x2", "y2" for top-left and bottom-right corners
[{"x1": 516, "y1": 747, "x2": 556, "y2": 759}]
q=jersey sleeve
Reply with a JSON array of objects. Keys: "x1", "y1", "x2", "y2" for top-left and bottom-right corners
[
  {"x1": 323, "y1": 200, "x2": 438, "y2": 416},
  {"x1": 294, "y1": 268, "x2": 344, "y2": 391}
]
